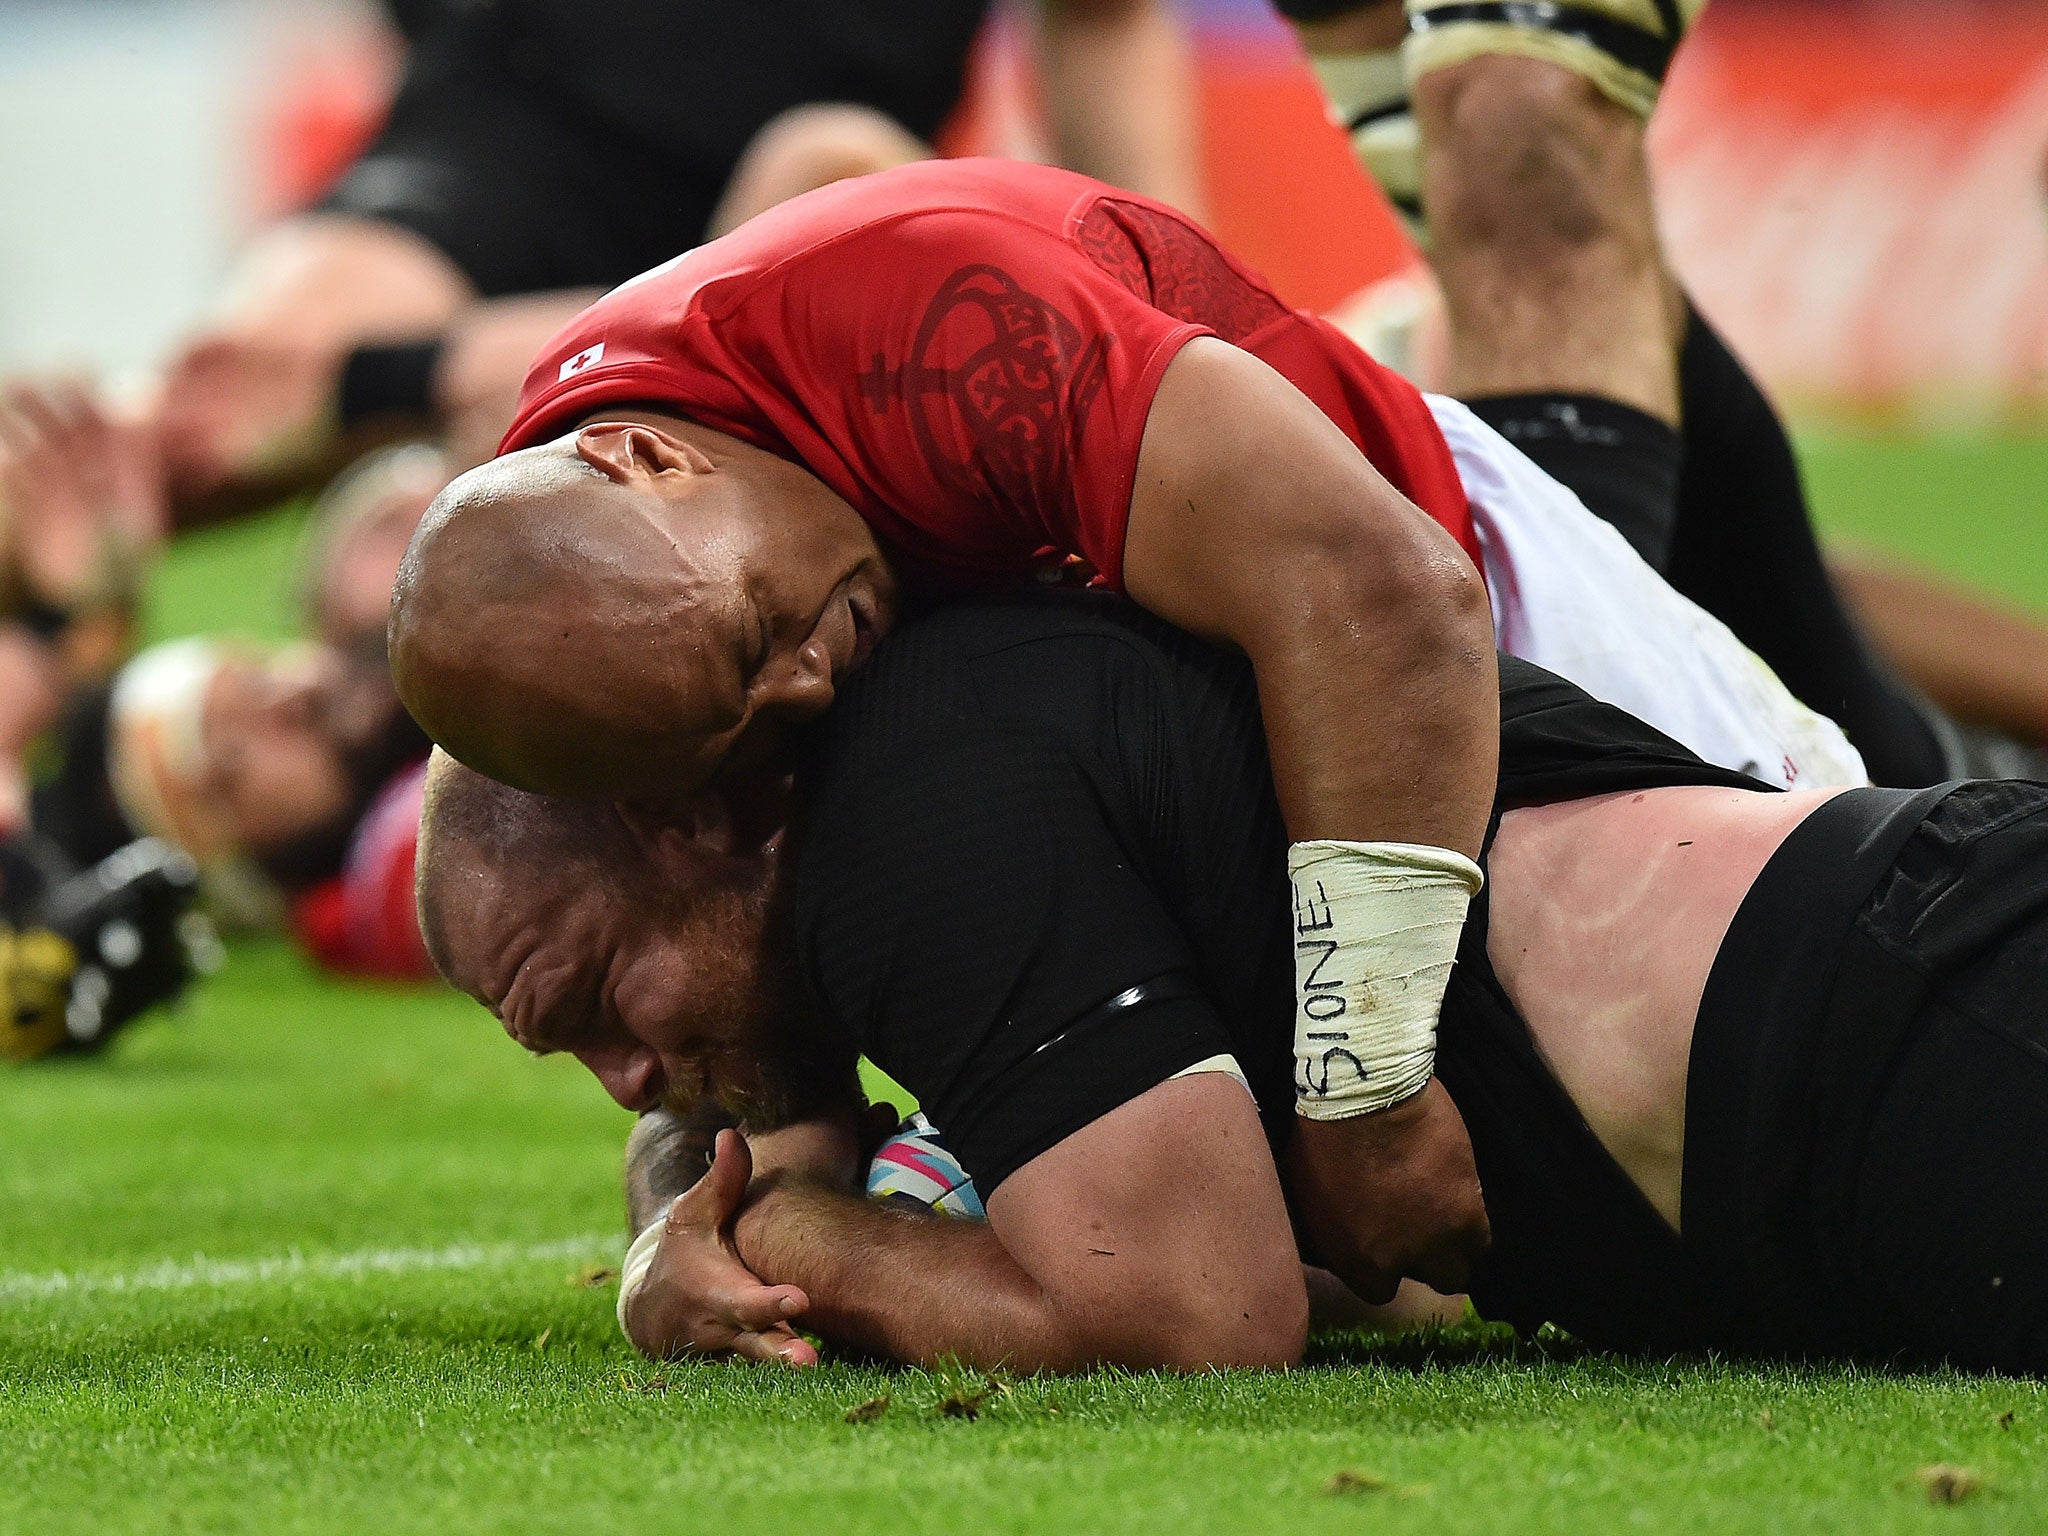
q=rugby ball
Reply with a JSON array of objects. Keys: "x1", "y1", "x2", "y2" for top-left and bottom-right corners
[{"x1": 865, "y1": 1113, "x2": 986, "y2": 1220}]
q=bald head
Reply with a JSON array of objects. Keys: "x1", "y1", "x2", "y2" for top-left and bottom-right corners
[
  {"x1": 414, "y1": 748, "x2": 633, "y2": 993},
  {"x1": 415, "y1": 749, "x2": 856, "y2": 1125},
  {"x1": 390, "y1": 441, "x2": 744, "y2": 800},
  {"x1": 388, "y1": 421, "x2": 896, "y2": 806}
]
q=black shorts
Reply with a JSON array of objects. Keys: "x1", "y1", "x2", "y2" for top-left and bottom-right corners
[
  {"x1": 317, "y1": 35, "x2": 723, "y2": 297},
  {"x1": 1687, "y1": 779, "x2": 2048, "y2": 1371}
]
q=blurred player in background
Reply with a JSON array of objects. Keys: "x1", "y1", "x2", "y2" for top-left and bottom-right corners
[
  {"x1": 53, "y1": 0, "x2": 1202, "y2": 538},
  {"x1": 0, "y1": 6, "x2": 1194, "y2": 1032},
  {"x1": 0, "y1": 438, "x2": 445, "y2": 1062}
]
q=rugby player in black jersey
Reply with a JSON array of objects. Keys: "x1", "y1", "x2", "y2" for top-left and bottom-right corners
[{"x1": 420, "y1": 594, "x2": 2048, "y2": 1374}]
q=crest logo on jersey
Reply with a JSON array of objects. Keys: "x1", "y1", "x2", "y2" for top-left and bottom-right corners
[
  {"x1": 860, "y1": 264, "x2": 1111, "y2": 542},
  {"x1": 559, "y1": 343, "x2": 605, "y2": 381}
]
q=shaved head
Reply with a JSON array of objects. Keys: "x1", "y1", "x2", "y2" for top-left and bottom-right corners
[
  {"x1": 415, "y1": 749, "x2": 857, "y2": 1126},
  {"x1": 414, "y1": 747, "x2": 637, "y2": 988},
  {"x1": 389, "y1": 420, "x2": 897, "y2": 805},
  {"x1": 391, "y1": 444, "x2": 737, "y2": 798}
]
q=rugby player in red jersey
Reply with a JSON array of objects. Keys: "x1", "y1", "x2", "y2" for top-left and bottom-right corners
[{"x1": 387, "y1": 156, "x2": 1860, "y2": 1301}]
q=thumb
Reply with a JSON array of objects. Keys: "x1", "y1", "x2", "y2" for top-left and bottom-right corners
[{"x1": 698, "y1": 1127, "x2": 754, "y2": 1228}]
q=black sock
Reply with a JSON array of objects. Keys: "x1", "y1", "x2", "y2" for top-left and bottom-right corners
[
  {"x1": 1665, "y1": 308, "x2": 1949, "y2": 787},
  {"x1": 1463, "y1": 393, "x2": 1683, "y2": 572}
]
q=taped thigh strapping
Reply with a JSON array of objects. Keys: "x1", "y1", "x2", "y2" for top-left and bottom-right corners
[
  {"x1": 1305, "y1": 0, "x2": 1702, "y2": 243},
  {"x1": 1405, "y1": 0, "x2": 1705, "y2": 119}
]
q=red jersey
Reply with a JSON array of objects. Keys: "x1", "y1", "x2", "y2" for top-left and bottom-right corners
[
  {"x1": 502, "y1": 158, "x2": 1476, "y2": 591},
  {"x1": 290, "y1": 761, "x2": 431, "y2": 982}
]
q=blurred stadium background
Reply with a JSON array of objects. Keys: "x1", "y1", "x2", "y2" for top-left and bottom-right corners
[
  {"x1": 6, "y1": 4, "x2": 2048, "y2": 1531},
  {"x1": 6, "y1": 0, "x2": 2046, "y2": 422},
  {"x1": 6, "y1": 0, "x2": 2045, "y2": 612}
]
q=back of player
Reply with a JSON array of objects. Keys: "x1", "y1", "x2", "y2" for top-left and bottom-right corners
[
  {"x1": 502, "y1": 158, "x2": 1477, "y2": 589},
  {"x1": 792, "y1": 592, "x2": 1760, "y2": 1351}
]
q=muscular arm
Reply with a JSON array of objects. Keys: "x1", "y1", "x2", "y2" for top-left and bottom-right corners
[
  {"x1": 1122, "y1": 340, "x2": 1496, "y2": 1300},
  {"x1": 1033, "y1": 0, "x2": 1207, "y2": 220},
  {"x1": 1124, "y1": 337, "x2": 1496, "y2": 856},
  {"x1": 731, "y1": 1076, "x2": 1308, "y2": 1372}
]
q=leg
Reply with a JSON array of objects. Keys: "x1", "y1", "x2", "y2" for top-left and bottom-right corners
[
  {"x1": 1283, "y1": 2, "x2": 1420, "y2": 230},
  {"x1": 1484, "y1": 308, "x2": 1958, "y2": 787},
  {"x1": 1289, "y1": 2, "x2": 2000, "y2": 785},
  {"x1": 707, "y1": 104, "x2": 931, "y2": 241},
  {"x1": 1828, "y1": 552, "x2": 2048, "y2": 746},
  {"x1": 1664, "y1": 313, "x2": 1949, "y2": 787},
  {"x1": 1285, "y1": 0, "x2": 1688, "y2": 420},
  {"x1": 1414, "y1": 54, "x2": 1678, "y2": 420},
  {"x1": 1288, "y1": 0, "x2": 1689, "y2": 569}
]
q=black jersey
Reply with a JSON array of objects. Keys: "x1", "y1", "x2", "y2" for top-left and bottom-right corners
[
  {"x1": 328, "y1": 0, "x2": 993, "y2": 294},
  {"x1": 794, "y1": 593, "x2": 1771, "y2": 1347}
]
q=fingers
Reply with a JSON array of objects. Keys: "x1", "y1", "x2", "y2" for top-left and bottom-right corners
[
  {"x1": 0, "y1": 386, "x2": 57, "y2": 471},
  {"x1": 729, "y1": 1322, "x2": 819, "y2": 1367},
  {"x1": 727, "y1": 1281, "x2": 810, "y2": 1334},
  {"x1": 1, "y1": 379, "x2": 116, "y2": 484}
]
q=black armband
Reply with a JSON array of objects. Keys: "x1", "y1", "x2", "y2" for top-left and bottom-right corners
[
  {"x1": 1272, "y1": 0, "x2": 1379, "y2": 20},
  {"x1": 14, "y1": 597, "x2": 76, "y2": 644},
  {"x1": 337, "y1": 338, "x2": 446, "y2": 431}
]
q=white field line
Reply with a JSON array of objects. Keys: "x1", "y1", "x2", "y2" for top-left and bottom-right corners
[{"x1": 0, "y1": 1233, "x2": 618, "y2": 1303}]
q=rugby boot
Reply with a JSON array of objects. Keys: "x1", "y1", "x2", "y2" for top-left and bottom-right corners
[{"x1": 2, "y1": 836, "x2": 214, "y2": 1061}]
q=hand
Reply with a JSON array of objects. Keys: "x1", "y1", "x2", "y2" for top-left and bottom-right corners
[
  {"x1": 1283, "y1": 1078, "x2": 1489, "y2": 1302},
  {"x1": 622, "y1": 1129, "x2": 818, "y2": 1366},
  {"x1": 0, "y1": 382, "x2": 164, "y2": 612},
  {"x1": 153, "y1": 330, "x2": 345, "y2": 497}
]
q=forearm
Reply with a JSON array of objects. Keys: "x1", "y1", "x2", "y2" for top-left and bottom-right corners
[
  {"x1": 1035, "y1": 0, "x2": 1206, "y2": 218},
  {"x1": 1126, "y1": 340, "x2": 1497, "y2": 856},
  {"x1": 1246, "y1": 560, "x2": 1496, "y2": 854},
  {"x1": 732, "y1": 1178, "x2": 1089, "y2": 1371}
]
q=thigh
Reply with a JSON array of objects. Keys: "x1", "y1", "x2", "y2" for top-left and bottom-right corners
[
  {"x1": 1432, "y1": 394, "x2": 1867, "y2": 790},
  {"x1": 1665, "y1": 311, "x2": 1947, "y2": 788}
]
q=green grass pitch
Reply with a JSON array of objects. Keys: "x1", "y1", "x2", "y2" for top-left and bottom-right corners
[{"x1": 6, "y1": 432, "x2": 2047, "y2": 1533}]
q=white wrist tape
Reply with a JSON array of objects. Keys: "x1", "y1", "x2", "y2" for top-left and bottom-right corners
[
  {"x1": 1288, "y1": 840, "x2": 1483, "y2": 1121},
  {"x1": 616, "y1": 1196, "x2": 678, "y2": 1338}
]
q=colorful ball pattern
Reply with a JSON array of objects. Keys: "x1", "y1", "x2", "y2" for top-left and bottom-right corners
[{"x1": 865, "y1": 1113, "x2": 986, "y2": 1220}]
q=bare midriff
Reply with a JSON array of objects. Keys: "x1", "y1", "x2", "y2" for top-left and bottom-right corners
[{"x1": 1484, "y1": 784, "x2": 1848, "y2": 1230}]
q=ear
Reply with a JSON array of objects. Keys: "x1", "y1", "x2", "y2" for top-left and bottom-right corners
[{"x1": 573, "y1": 423, "x2": 716, "y2": 486}]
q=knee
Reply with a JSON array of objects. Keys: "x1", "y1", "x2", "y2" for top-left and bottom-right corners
[
  {"x1": 1413, "y1": 54, "x2": 1650, "y2": 258},
  {"x1": 712, "y1": 104, "x2": 929, "y2": 236}
]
